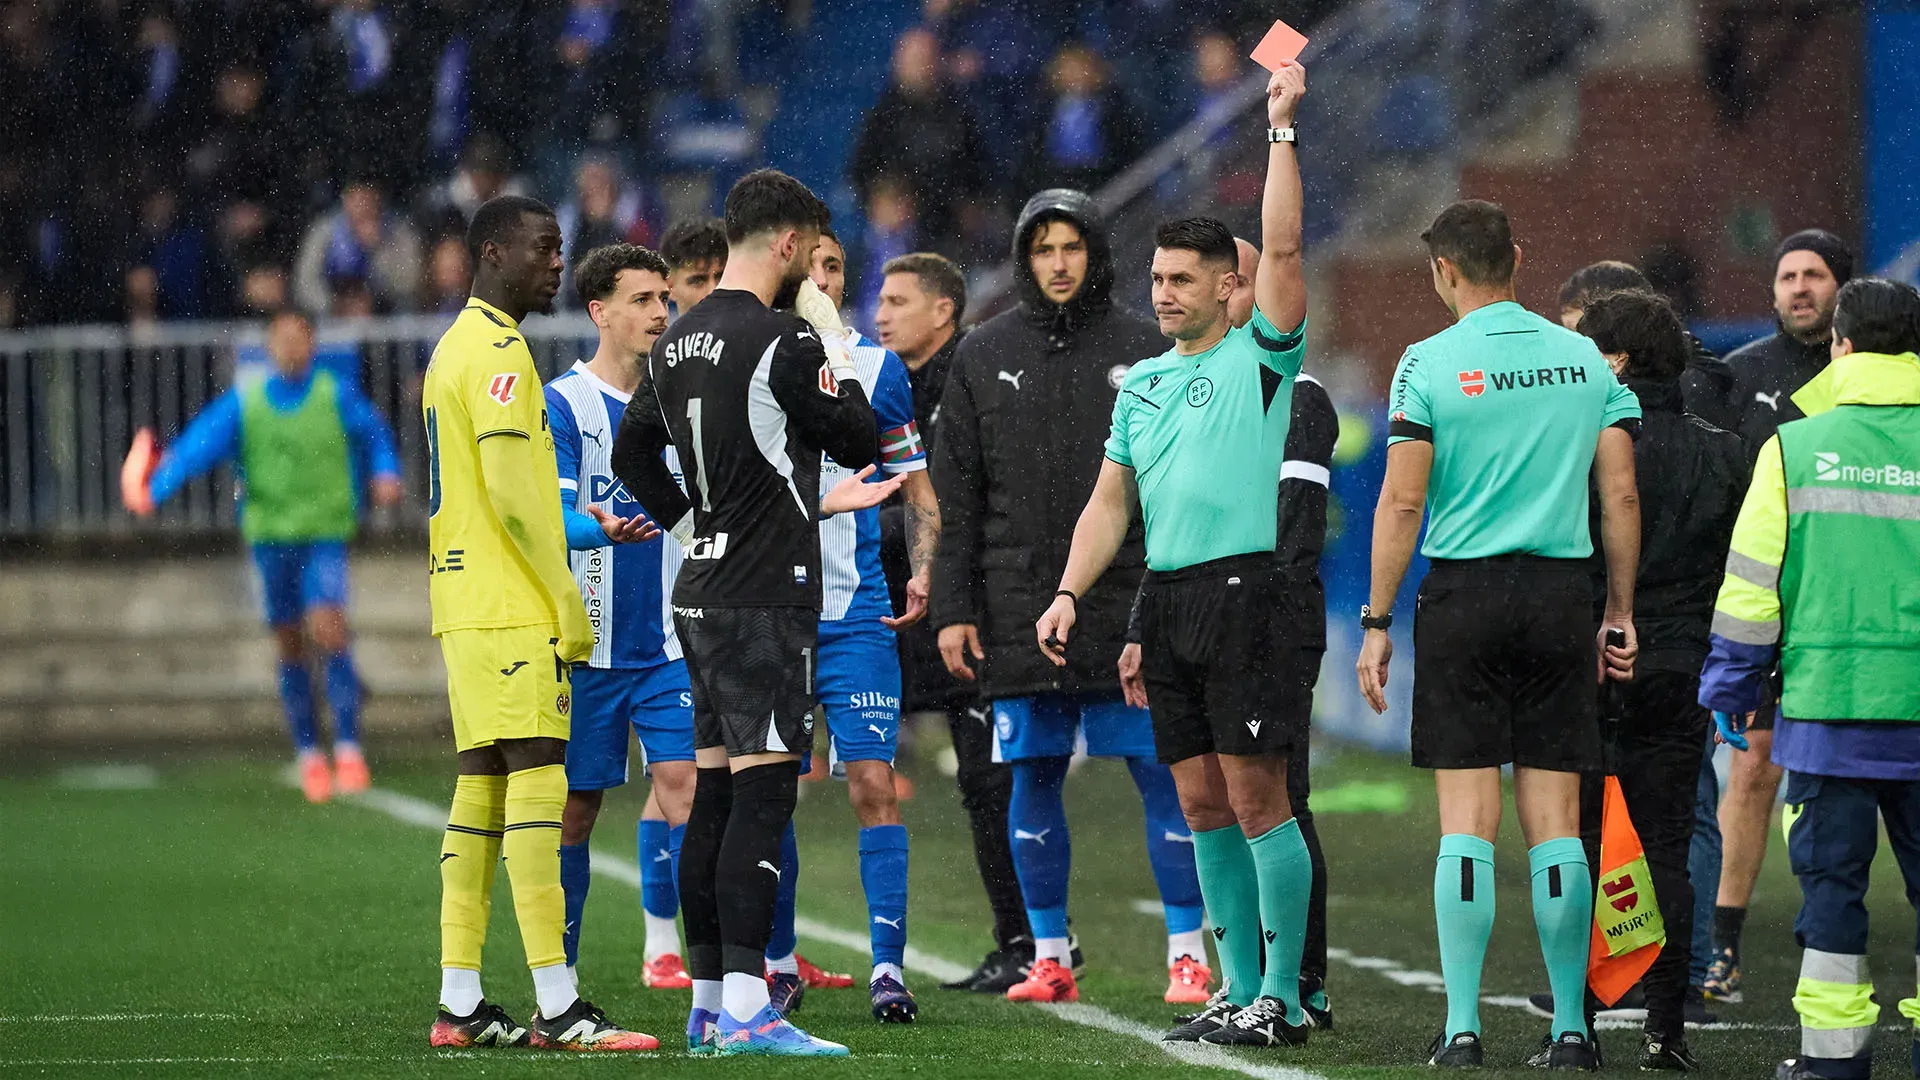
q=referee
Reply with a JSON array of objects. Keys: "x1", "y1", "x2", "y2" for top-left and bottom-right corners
[
  {"x1": 1037, "y1": 60, "x2": 1316, "y2": 1048},
  {"x1": 1355, "y1": 200, "x2": 1643, "y2": 1069}
]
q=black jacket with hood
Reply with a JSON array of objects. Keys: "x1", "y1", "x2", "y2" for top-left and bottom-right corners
[{"x1": 928, "y1": 189, "x2": 1164, "y2": 702}]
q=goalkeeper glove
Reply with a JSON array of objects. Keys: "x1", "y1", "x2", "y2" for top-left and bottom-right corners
[{"x1": 794, "y1": 279, "x2": 857, "y2": 384}]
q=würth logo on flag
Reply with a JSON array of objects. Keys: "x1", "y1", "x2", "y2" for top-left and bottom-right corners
[
  {"x1": 488, "y1": 373, "x2": 519, "y2": 405},
  {"x1": 1601, "y1": 871, "x2": 1638, "y2": 913},
  {"x1": 1458, "y1": 370, "x2": 1486, "y2": 397},
  {"x1": 818, "y1": 362, "x2": 840, "y2": 397}
]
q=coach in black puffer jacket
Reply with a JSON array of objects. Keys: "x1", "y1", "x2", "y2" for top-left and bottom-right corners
[{"x1": 929, "y1": 189, "x2": 1163, "y2": 702}]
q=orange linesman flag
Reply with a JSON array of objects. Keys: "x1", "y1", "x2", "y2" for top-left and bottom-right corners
[{"x1": 1587, "y1": 775, "x2": 1666, "y2": 1006}]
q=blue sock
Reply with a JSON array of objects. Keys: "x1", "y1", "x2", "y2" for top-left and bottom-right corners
[
  {"x1": 560, "y1": 841, "x2": 591, "y2": 968},
  {"x1": 766, "y1": 821, "x2": 799, "y2": 961},
  {"x1": 1009, "y1": 755, "x2": 1072, "y2": 940},
  {"x1": 1436, "y1": 834, "x2": 1497, "y2": 1040},
  {"x1": 638, "y1": 818, "x2": 676, "y2": 919},
  {"x1": 667, "y1": 822, "x2": 685, "y2": 904},
  {"x1": 322, "y1": 649, "x2": 360, "y2": 745},
  {"x1": 1529, "y1": 837, "x2": 1593, "y2": 1040},
  {"x1": 859, "y1": 824, "x2": 910, "y2": 969},
  {"x1": 277, "y1": 659, "x2": 318, "y2": 752},
  {"x1": 1127, "y1": 757, "x2": 1205, "y2": 934}
]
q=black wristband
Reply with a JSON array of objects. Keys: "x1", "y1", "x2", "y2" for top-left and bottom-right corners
[{"x1": 1055, "y1": 589, "x2": 1078, "y2": 605}]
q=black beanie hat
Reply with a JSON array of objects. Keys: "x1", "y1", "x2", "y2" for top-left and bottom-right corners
[{"x1": 1774, "y1": 229, "x2": 1854, "y2": 286}]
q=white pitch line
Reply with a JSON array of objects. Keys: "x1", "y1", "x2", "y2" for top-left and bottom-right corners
[
  {"x1": 343, "y1": 786, "x2": 1324, "y2": 1080},
  {"x1": 0, "y1": 1012, "x2": 240, "y2": 1024}
]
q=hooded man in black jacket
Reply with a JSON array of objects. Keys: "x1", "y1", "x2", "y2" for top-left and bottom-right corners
[
  {"x1": 929, "y1": 188, "x2": 1206, "y2": 1005},
  {"x1": 1704, "y1": 228, "x2": 1852, "y2": 1003},
  {"x1": 1528, "y1": 289, "x2": 1748, "y2": 1069}
]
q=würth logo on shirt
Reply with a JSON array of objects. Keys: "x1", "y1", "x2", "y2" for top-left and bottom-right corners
[
  {"x1": 1457, "y1": 370, "x2": 1485, "y2": 397},
  {"x1": 488, "y1": 373, "x2": 519, "y2": 405}
]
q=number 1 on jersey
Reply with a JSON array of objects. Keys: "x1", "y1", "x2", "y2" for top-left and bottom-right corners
[{"x1": 686, "y1": 397, "x2": 712, "y2": 512}]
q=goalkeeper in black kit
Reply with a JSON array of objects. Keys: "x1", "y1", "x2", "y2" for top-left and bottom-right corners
[{"x1": 612, "y1": 169, "x2": 900, "y2": 1058}]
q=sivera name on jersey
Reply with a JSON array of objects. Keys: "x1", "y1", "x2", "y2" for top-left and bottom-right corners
[{"x1": 662, "y1": 332, "x2": 725, "y2": 368}]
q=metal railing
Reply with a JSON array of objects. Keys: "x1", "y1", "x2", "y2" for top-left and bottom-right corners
[
  {"x1": 0, "y1": 313, "x2": 601, "y2": 539},
  {"x1": 967, "y1": 0, "x2": 1606, "y2": 318}
]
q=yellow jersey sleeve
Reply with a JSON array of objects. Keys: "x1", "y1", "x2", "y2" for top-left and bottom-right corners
[{"x1": 425, "y1": 302, "x2": 567, "y2": 635}]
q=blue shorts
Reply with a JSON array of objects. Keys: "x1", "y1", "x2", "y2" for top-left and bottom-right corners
[
  {"x1": 565, "y1": 661, "x2": 695, "y2": 791},
  {"x1": 250, "y1": 541, "x2": 350, "y2": 627},
  {"x1": 992, "y1": 692, "x2": 1156, "y2": 763},
  {"x1": 814, "y1": 619, "x2": 902, "y2": 773}
]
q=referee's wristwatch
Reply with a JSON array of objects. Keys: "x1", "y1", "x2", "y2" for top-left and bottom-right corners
[
  {"x1": 1360, "y1": 605, "x2": 1392, "y2": 632},
  {"x1": 1267, "y1": 126, "x2": 1297, "y2": 146}
]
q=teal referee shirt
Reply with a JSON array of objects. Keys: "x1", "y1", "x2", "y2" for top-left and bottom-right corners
[
  {"x1": 1386, "y1": 300, "x2": 1640, "y2": 560},
  {"x1": 1106, "y1": 308, "x2": 1307, "y2": 572}
]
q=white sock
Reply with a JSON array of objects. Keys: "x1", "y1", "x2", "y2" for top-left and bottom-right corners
[
  {"x1": 440, "y1": 967, "x2": 482, "y2": 1015},
  {"x1": 1168, "y1": 928, "x2": 1208, "y2": 968},
  {"x1": 1035, "y1": 936, "x2": 1071, "y2": 965},
  {"x1": 723, "y1": 971, "x2": 771, "y2": 1022},
  {"x1": 765, "y1": 952, "x2": 799, "y2": 975},
  {"x1": 334, "y1": 740, "x2": 361, "y2": 757},
  {"x1": 692, "y1": 978, "x2": 723, "y2": 1014},
  {"x1": 531, "y1": 962, "x2": 578, "y2": 1019},
  {"x1": 871, "y1": 962, "x2": 904, "y2": 987},
  {"x1": 566, "y1": 964, "x2": 579, "y2": 989},
  {"x1": 643, "y1": 913, "x2": 680, "y2": 962}
]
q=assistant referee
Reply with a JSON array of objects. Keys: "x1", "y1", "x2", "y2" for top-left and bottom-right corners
[{"x1": 1354, "y1": 200, "x2": 1643, "y2": 1070}]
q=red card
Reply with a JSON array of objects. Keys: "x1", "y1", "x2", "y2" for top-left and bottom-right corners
[{"x1": 1250, "y1": 19, "x2": 1309, "y2": 71}]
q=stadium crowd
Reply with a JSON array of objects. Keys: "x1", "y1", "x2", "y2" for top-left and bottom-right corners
[
  {"x1": 0, "y1": 0, "x2": 1340, "y2": 330},
  {"x1": 78, "y1": 3, "x2": 1920, "y2": 1075}
]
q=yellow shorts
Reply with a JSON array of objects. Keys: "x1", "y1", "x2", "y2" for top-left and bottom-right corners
[{"x1": 439, "y1": 623, "x2": 572, "y2": 752}]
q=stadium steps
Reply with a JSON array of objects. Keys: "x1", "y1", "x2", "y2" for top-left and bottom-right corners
[
  {"x1": 1323, "y1": 2, "x2": 1859, "y2": 394},
  {"x1": 0, "y1": 553, "x2": 449, "y2": 750}
]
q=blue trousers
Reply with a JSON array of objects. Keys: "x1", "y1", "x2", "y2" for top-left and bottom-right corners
[
  {"x1": 1688, "y1": 731, "x2": 1722, "y2": 988},
  {"x1": 1785, "y1": 770, "x2": 1920, "y2": 956}
]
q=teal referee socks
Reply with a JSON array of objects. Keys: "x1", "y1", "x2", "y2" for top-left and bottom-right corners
[
  {"x1": 1192, "y1": 824, "x2": 1262, "y2": 1008},
  {"x1": 1247, "y1": 817, "x2": 1312, "y2": 1022},
  {"x1": 1435, "y1": 833, "x2": 1496, "y2": 1040},
  {"x1": 1529, "y1": 837, "x2": 1592, "y2": 1039}
]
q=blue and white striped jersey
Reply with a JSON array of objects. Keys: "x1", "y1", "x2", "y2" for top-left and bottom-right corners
[
  {"x1": 818, "y1": 330, "x2": 924, "y2": 623},
  {"x1": 547, "y1": 362, "x2": 685, "y2": 668}
]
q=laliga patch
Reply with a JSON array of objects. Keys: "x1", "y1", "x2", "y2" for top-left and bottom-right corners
[
  {"x1": 489, "y1": 372, "x2": 519, "y2": 405},
  {"x1": 818, "y1": 362, "x2": 840, "y2": 396}
]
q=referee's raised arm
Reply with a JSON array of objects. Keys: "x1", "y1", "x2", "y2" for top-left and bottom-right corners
[{"x1": 1255, "y1": 61, "x2": 1307, "y2": 336}]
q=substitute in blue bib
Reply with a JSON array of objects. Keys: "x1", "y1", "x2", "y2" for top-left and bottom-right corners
[
  {"x1": 1357, "y1": 199, "x2": 1644, "y2": 1070},
  {"x1": 128, "y1": 308, "x2": 404, "y2": 805},
  {"x1": 542, "y1": 243, "x2": 698, "y2": 996}
]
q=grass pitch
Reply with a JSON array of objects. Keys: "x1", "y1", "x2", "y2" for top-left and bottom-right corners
[{"x1": 4, "y1": 740, "x2": 1916, "y2": 1078}]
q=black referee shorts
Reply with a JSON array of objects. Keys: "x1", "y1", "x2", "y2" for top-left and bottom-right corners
[
  {"x1": 675, "y1": 605, "x2": 816, "y2": 758},
  {"x1": 1139, "y1": 553, "x2": 1323, "y2": 765},
  {"x1": 1410, "y1": 555, "x2": 1599, "y2": 772}
]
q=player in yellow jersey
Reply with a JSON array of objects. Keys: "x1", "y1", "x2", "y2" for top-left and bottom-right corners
[{"x1": 423, "y1": 194, "x2": 657, "y2": 1053}]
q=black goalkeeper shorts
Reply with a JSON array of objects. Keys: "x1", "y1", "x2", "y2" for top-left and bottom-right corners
[{"x1": 676, "y1": 605, "x2": 816, "y2": 758}]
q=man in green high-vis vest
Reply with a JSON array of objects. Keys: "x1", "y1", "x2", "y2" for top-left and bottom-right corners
[
  {"x1": 1699, "y1": 278, "x2": 1920, "y2": 1080},
  {"x1": 127, "y1": 309, "x2": 404, "y2": 803}
]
